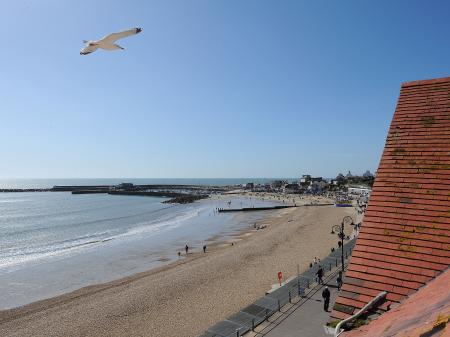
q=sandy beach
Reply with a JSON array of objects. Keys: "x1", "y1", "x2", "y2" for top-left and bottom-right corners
[{"x1": 0, "y1": 197, "x2": 355, "y2": 337}]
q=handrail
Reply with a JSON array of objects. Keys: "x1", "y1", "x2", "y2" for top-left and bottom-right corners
[{"x1": 334, "y1": 291, "x2": 387, "y2": 337}]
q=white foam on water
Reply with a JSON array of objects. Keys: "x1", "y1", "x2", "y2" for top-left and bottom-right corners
[
  {"x1": 0, "y1": 199, "x2": 29, "y2": 203},
  {"x1": 118, "y1": 206, "x2": 206, "y2": 238},
  {"x1": 0, "y1": 206, "x2": 207, "y2": 272}
]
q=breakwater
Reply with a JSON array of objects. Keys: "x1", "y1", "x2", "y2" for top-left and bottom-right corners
[
  {"x1": 218, "y1": 203, "x2": 334, "y2": 212},
  {"x1": 1, "y1": 184, "x2": 228, "y2": 193},
  {"x1": 218, "y1": 205, "x2": 296, "y2": 212},
  {"x1": 109, "y1": 191, "x2": 208, "y2": 203},
  {"x1": 72, "y1": 189, "x2": 110, "y2": 194},
  {"x1": 0, "y1": 184, "x2": 215, "y2": 204},
  {"x1": 0, "y1": 188, "x2": 52, "y2": 192},
  {"x1": 304, "y1": 203, "x2": 334, "y2": 206},
  {"x1": 109, "y1": 190, "x2": 190, "y2": 197}
]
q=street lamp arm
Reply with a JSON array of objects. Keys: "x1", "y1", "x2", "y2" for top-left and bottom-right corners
[
  {"x1": 330, "y1": 216, "x2": 354, "y2": 276},
  {"x1": 331, "y1": 224, "x2": 341, "y2": 234}
]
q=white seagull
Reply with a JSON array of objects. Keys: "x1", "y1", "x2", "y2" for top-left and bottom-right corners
[{"x1": 80, "y1": 27, "x2": 142, "y2": 55}]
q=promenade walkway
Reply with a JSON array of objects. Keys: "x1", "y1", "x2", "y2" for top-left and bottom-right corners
[
  {"x1": 199, "y1": 239, "x2": 356, "y2": 337},
  {"x1": 244, "y1": 266, "x2": 343, "y2": 337},
  {"x1": 244, "y1": 214, "x2": 363, "y2": 337}
]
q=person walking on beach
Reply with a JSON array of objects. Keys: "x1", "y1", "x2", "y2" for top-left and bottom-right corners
[
  {"x1": 185, "y1": 244, "x2": 189, "y2": 255},
  {"x1": 322, "y1": 286, "x2": 331, "y2": 312},
  {"x1": 203, "y1": 245, "x2": 207, "y2": 253},
  {"x1": 316, "y1": 266, "x2": 324, "y2": 285},
  {"x1": 337, "y1": 271, "x2": 343, "y2": 291}
]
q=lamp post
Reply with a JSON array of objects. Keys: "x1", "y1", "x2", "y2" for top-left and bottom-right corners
[{"x1": 331, "y1": 216, "x2": 354, "y2": 273}]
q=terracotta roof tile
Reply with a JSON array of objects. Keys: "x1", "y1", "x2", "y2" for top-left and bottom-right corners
[
  {"x1": 333, "y1": 75, "x2": 450, "y2": 320},
  {"x1": 335, "y1": 296, "x2": 367, "y2": 310},
  {"x1": 351, "y1": 250, "x2": 446, "y2": 273},
  {"x1": 343, "y1": 269, "x2": 450, "y2": 337},
  {"x1": 330, "y1": 310, "x2": 351, "y2": 321},
  {"x1": 344, "y1": 277, "x2": 405, "y2": 294},
  {"x1": 341, "y1": 285, "x2": 405, "y2": 303},
  {"x1": 348, "y1": 255, "x2": 440, "y2": 277}
]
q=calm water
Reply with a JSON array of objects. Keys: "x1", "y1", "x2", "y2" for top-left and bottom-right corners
[{"x1": 0, "y1": 189, "x2": 284, "y2": 309}]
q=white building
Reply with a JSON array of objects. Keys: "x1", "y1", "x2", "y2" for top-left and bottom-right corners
[{"x1": 348, "y1": 186, "x2": 371, "y2": 196}]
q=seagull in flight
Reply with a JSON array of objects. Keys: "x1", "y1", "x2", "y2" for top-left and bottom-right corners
[{"x1": 80, "y1": 27, "x2": 142, "y2": 55}]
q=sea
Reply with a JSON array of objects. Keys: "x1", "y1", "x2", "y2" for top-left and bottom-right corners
[{"x1": 0, "y1": 178, "x2": 292, "y2": 309}]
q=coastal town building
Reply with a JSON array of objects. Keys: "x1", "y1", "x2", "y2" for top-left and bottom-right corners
[
  {"x1": 330, "y1": 76, "x2": 450, "y2": 334},
  {"x1": 270, "y1": 180, "x2": 288, "y2": 189},
  {"x1": 116, "y1": 182, "x2": 134, "y2": 190},
  {"x1": 299, "y1": 175, "x2": 312, "y2": 184},
  {"x1": 298, "y1": 174, "x2": 328, "y2": 194},
  {"x1": 283, "y1": 183, "x2": 300, "y2": 194},
  {"x1": 347, "y1": 186, "x2": 371, "y2": 196},
  {"x1": 307, "y1": 180, "x2": 327, "y2": 194}
]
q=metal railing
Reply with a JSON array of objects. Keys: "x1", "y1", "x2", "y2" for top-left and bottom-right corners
[{"x1": 199, "y1": 238, "x2": 356, "y2": 337}]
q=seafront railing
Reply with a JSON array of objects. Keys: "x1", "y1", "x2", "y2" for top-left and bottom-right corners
[{"x1": 198, "y1": 238, "x2": 356, "y2": 337}]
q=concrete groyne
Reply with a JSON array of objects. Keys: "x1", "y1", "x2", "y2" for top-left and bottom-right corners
[{"x1": 218, "y1": 205, "x2": 297, "y2": 212}]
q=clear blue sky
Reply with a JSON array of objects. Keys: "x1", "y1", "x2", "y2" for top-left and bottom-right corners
[{"x1": 1, "y1": 0, "x2": 449, "y2": 179}]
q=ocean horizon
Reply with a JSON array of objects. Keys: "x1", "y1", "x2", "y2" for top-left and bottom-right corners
[{"x1": 0, "y1": 178, "x2": 299, "y2": 189}]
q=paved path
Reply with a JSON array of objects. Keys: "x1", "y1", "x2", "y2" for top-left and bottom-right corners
[
  {"x1": 244, "y1": 266, "x2": 343, "y2": 337},
  {"x1": 242, "y1": 211, "x2": 364, "y2": 337}
]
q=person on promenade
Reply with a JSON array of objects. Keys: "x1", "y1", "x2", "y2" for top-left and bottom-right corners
[
  {"x1": 203, "y1": 245, "x2": 207, "y2": 253},
  {"x1": 185, "y1": 244, "x2": 189, "y2": 255},
  {"x1": 337, "y1": 271, "x2": 343, "y2": 291},
  {"x1": 316, "y1": 266, "x2": 324, "y2": 285},
  {"x1": 322, "y1": 286, "x2": 331, "y2": 312}
]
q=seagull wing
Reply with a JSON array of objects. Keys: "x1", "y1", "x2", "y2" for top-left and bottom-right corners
[
  {"x1": 80, "y1": 44, "x2": 99, "y2": 55},
  {"x1": 100, "y1": 28, "x2": 142, "y2": 44}
]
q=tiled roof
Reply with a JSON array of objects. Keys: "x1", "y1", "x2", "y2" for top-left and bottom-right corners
[
  {"x1": 331, "y1": 76, "x2": 450, "y2": 321},
  {"x1": 342, "y1": 268, "x2": 450, "y2": 337}
]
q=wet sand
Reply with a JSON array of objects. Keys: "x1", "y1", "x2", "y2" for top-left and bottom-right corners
[{"x1": 0, "y1": 199, "x2": 355, "y2": 337}]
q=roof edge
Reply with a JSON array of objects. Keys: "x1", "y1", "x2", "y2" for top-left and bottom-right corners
[{"x1": 402, "y1": 76, "x2": 450, "y2": 88}]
